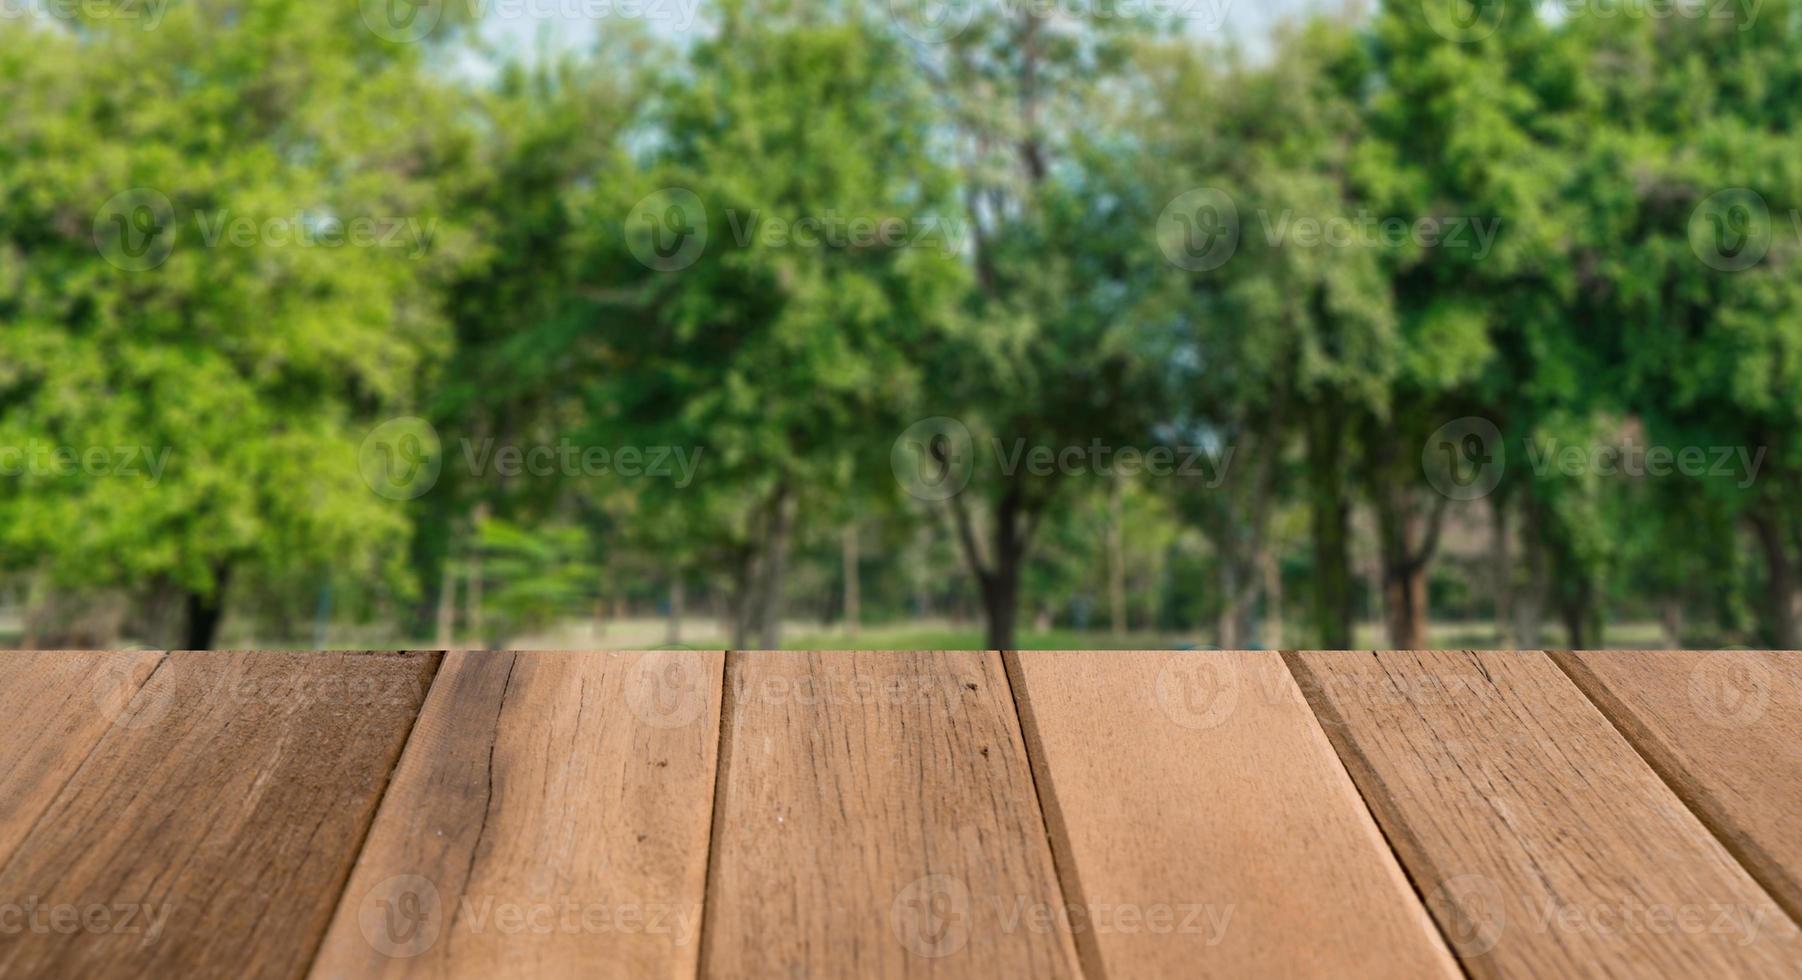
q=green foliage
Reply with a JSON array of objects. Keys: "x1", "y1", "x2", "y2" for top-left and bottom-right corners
[{"x1": 4, "y1": 1, "x2": 1800, "y2": 649}]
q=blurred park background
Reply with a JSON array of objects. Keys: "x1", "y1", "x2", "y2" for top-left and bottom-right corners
[{"x1": 1, "y1": 0, "x2": 1798, "y2": 650}]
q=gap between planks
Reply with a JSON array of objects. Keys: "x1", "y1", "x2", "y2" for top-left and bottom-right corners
[{"x1": 1548, "y1": 650, "x2": 1802, "y2": 930}]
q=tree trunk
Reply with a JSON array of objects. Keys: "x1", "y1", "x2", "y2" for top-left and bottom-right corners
[
  {"x1": 1748, "y1": 510, "x2": 1799, "y2": 648},
  {"x1": 1307, "y1": 405, "x2": 1354, "y2": 648},
  {"x1": 467, "y1": 503, "x2": 489, "y2": 648},
  {"x1": 1382, "y1": 563, "x2": 1429, "y2": 650},
  {"x1": 756, "y1": 482, "x2": 795, "y2": 650},
  {"x1": 1559, "y1": 580, "x2": 1594, "y2": 649},
  {"x1": 1490, "y1": 492, "x2": 1515, "y2": 649},
  {"x1": 667, "y1": 574, "x2": 685, "y2": 647},
  {"x1": 728, "y1": 545, "x2": 757, "y2": 650},
  {"x1": 1262, "y1": 548, "x2": 1283, "y2": 650},
  {"x1": 982, "y1": 556, "x2": 1021, "y2": 651},
  {"x1": 1216, "y1": 559, "x2": 1242, "y2": 650},
  {"x1": 435, "y1": 560, "x2": 457, "y2": 648},
  {"x1": 183, "y1": 564, "x2": 231, "y2": 650},
  {"x1": 1108, "y1": 477, "x2": 1126, "y2": 637},
  {"x1": 841, "y1": 523, "x2": 860, "y2": 638},
  {"x1": 1515, "y1": 508, "x2": 1547, "y2": 649},
  {"x1": 1659, "y1": 598, "x2": 1684, "y2": 650},
  {"x1": 954, "y1": 484, "x2": 1038, "y2": 652},
  {"x1": 1373, "y1": 485, "x2": 1434, "y2": 650},
  {"x1": 466, "y1": 561, "x2": 484, "y2": 649}
]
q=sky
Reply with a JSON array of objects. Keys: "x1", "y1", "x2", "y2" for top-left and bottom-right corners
[{"x1": 472, "y1": 0, "x2": 1354, "y2": 68}]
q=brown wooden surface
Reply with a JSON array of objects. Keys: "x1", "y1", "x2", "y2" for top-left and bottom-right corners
[
  {"x1": 1552, "y1": 651, "x2": 1802, "y2": 925},
  {"x1": 0, "y1": 650, "x2": 438, "y2": 980},
  {"x1": 4, "y1": 649, "x2": 1802, "y2": 979},
  {"x1": 310, "y1": 650, "x2": 724, "y2": 980},
  {"x1": 699, "y1": 650, "x2": 1082, "y2": 979},
  {"x1": 1288, "y1": 650, "x2": 1802, "y2": 979},
  {"x1": 1006, "y1": 650, "x2": 1460, "y2": 978},
  {"x1": 0, "y1": 651, "x2": 163, "y2": 865}
]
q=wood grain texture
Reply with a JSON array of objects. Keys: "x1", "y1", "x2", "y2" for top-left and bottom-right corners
[
  {"x1": 0, "y1": 650, "x2": 438, "y2": 980},
  {"x1": 310, "y1": 650, "x2": 725, "y2": 980},
  {"x1": 1552, "y1": 651, "x2": 1802, "y2": 925},
  {"x1": 700, "y1": 651, "x2": 1081, "y2": 979},
  {"x1": 1006, "y1": 650, "x2": 1460, "y2": 979},
  {"x1": 0, "y1": 651, "x2": 163, "y2": 865},
  {"x1": 1288, "y1": 650, "x2": 1802, "y2": 979}
]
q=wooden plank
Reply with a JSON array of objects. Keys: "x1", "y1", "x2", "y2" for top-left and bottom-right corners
[
  {"x1": 700, "y1": 651, "x2": 1082, "y2": 979},
  {"x1": 0, "y1": 650, "x2": 439, "y2": 980},
  {"x1": 1552, "y1": 650, "x2": 1802, "y2": 925},
  {"x1": 0, "y1": 651, "x2": 163, "y2": 865},
  {"x1": 1288, "y1": 650, "x2": 1802, "y2": 979},
  {"x1": 310, "y1": 650, "x2": 725, "y2": 980},
  {"x1": 1005, "y1": 650, "x2": 1459, "y2": 978}
]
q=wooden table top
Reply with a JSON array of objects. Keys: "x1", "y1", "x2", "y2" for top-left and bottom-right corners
[{"x1": 0, "y1": 650, "x2": 1798, "y2": 978}]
